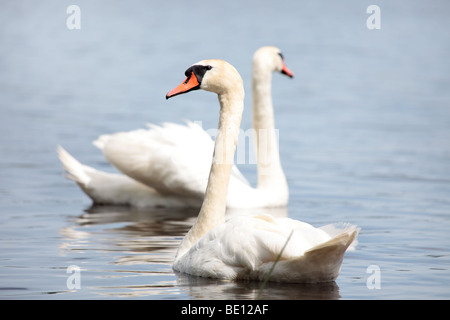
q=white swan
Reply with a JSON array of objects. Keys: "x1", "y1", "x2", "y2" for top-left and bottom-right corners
[
  {"x1": 58, "y1": 46, "x2": 293, "y2": 209},
  {"x1": 167, "y1": 59, "x2": 359, "y2": 283}
]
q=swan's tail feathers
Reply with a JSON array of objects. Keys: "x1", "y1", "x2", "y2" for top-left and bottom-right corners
[
  {"x1": 92, "y1": 134, "x2": 110, "y2": 150},
  {"x1": 57, "y1": 145, "x2": 93, "y2": 186},
  {"x1": 306, "y1": 225, "x2": 359, "y2": 256},
  {"x1": 319, "y1": 223, "x2": 360, "y2": 251},
  {"x1": 299, "y1": 226, "x2": 359, "y2": 282}
]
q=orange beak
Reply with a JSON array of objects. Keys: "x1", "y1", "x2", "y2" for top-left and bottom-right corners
[
  {"x1": 281, "y1": 62, "x2": 294, "y2": 78},
  {"x1": 166, "y1": 72, "x2": 200, "y2": 99}
]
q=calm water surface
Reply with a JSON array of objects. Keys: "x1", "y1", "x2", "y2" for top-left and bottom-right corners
[{"x1": 0, "y1": 0, "x2": 449, "y2": 299}]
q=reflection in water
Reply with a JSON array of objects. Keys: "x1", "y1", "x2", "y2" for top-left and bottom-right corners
[
  {"x1": 81, "y1": 205, "x2": 199, "y2": 229},
  {"x1": 59, "y1": 206, "x2": 194, "y2": 298},
  {"x1": 176, "y1": 272, "x2": 341, "y2": 300},
  {"x1": 59, "y1": 205, "x2": 341, "y2": 299}
]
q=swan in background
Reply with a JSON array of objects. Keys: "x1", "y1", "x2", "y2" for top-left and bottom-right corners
[
  {"x1": 58, "y1": 46, "x2": 293, "y2": 209},
  {"x1": 167, "y1": 59, "x2": 359, "y2": 282}
]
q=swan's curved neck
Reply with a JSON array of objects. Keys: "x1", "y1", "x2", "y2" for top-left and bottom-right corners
[
  {"x1": 176, "y1": 91, "x2": 244, "y2": 258},
  {"x1": 252, "y1": 63, "x2": 288, "y2": 194}
]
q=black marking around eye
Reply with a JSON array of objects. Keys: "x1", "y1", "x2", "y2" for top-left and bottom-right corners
[
  {"x1": 278, "y1": 52, "x2": 285, "y2": 60},
  {"x1": 184, "y1": 65, "x2": 213, "y2": 84}
]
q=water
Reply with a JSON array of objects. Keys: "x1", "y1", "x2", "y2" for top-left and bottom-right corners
[{"x1": 1, "y1": 0, "x2": 449, "y2": 300}]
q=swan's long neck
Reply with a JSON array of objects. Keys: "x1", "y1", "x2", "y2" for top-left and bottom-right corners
[
  {"x1": 252, "y1": 63, "x2": 288, "y2": 196},
  {"x1": 176, "y1": 91, "x2": 244, "y2": 258}
]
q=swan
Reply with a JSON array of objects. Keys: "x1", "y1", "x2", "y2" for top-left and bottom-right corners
[
  {"x1": 58, "y1": 46, "x2": 293, "y2": 209},
  {"x1": 167, "y1": 59, "x2": 359, "y2": 283}
]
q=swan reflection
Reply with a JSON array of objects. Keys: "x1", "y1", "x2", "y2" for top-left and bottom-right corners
[
  {"x1": 59, "y1": 205, "x2": 340, "y2": 299},
  {"x1": 175, "y1": 272, "x2": 341, "y2": 300}
]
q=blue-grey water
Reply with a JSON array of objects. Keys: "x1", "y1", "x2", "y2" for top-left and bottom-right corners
[{"x1": 1, "y1": 0, "x2": 449, "y2": 299}]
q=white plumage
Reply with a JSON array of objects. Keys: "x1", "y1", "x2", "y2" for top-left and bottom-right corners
[{"x1": 174, "y1": 214, "x2": 359, "y2": 283}]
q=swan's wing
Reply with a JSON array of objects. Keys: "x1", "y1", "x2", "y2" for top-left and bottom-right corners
[
  {"x1": 57, "y1": 146, "x2": 155, "y2": 206},
  {"x1": 174, "y1": 215, "x2": 331, "y2": 278},
  {"x1": 94, "y1": 121, "x2": 249, "y2": 199},
  {"x1": 246, "y1": 215, "x2": 333, "y2": 259},
  {"x1": 175, "y1": 214, "x2": 359, "y2": 282}
]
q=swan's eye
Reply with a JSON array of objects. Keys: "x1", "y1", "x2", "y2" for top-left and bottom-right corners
[
  {"x1": 278, "y1": 52, "x2": 284, "y2": 60},
  {"x1": 206, "y1": 65, "x2": 212, "y2": 70}
]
